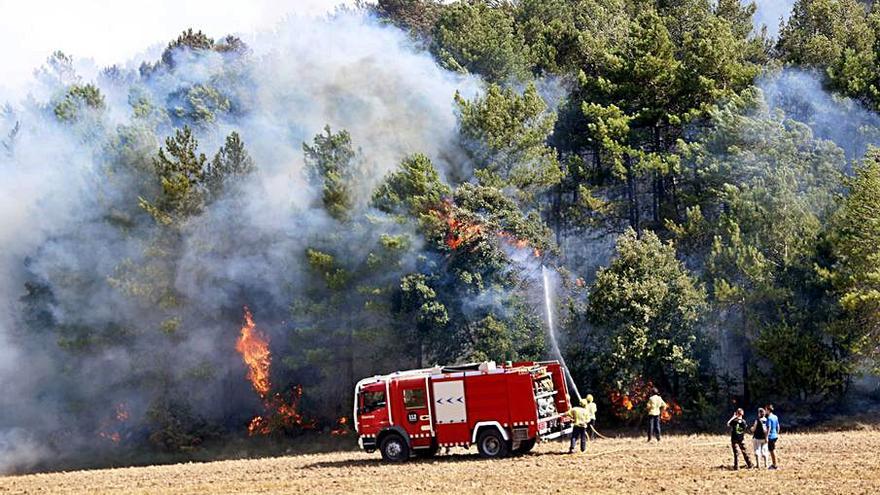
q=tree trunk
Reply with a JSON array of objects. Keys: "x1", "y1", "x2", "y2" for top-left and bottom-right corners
[
  {"x1": 625, "y1": 154, "x2": 639, "y2": 233},
  {"x1": 741, "y1": 304, "x2": 751, "y2": 406}
]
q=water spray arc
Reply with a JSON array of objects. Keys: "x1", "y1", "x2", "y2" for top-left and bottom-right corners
[{"x1": 541, "y1": 265, "x2": 581, "y2": 402}]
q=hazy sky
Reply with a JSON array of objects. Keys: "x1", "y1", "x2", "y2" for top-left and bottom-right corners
[
  {"x1": 0, "y1": 0, "x2": 796, "y2": 98},
  {"x1": 754, "y1": 0, "x2": 795, "y2": 37},
  {"x1": 0, "y1": 0, "x2": 351, "y2": 96}
]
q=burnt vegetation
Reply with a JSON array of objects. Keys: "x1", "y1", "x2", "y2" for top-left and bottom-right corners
[{"x1": 1, "y1": 0, "x2": 880, "y2": 473}]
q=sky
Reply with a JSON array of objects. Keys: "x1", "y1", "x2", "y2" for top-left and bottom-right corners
[
  {"x1": 0, "y1": 0, "x2": 352, "y2": 97},
  {"x1": 0, "y1": 0, "x2": 796, "y2": 99},
  {"x1": 754, "y1": 0, "x2": 795, "y2": 37}
]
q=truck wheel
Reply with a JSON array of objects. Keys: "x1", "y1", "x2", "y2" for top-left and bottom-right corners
[
  {"x1": 477, "y1": 429, "x2": 509, "y2": 458},
  {"x1": 379, "y1": 434, "x2": 410, "y2": 462},
  {"x1": 514, "y1": 438, "x2": 536, "y2": 454}
]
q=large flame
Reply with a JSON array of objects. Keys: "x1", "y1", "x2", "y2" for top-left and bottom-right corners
[
  {"x1": 236, "y1": 306, "x2": 271, "y2": 399},
  {"x1": 236, "y1": 307, "x2": 315, "y2": 436}
]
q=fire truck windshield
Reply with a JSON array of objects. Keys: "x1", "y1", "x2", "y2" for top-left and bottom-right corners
[{"x1": 361, "y1": 390, "x2": 386, "y2": 413}]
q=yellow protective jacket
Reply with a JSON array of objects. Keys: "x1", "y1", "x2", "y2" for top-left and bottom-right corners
[
  {"x1": 585, "y1": 402, "x2": 597, "y2": 422},
  {"x1": 567, "y1": 406, "x2": 590, "y2": 427}
]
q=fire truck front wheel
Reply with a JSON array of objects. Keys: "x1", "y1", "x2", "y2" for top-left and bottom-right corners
[
  {"x1": 477, "y1": 429, "x2": 510, "y2": 458},
  {"x1": 379, "y1": 434, "x2": 410, "y2": 462}
]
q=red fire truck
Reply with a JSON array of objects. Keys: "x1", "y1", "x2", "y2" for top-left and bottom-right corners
[{"x1": 353, "y1": 360, "x2": 573, "y2": 461}]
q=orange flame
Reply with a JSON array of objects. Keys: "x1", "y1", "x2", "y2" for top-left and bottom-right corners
[
  {"x1": 331, "y1": 416, "x2": 350, "y2": 436},
  {"x1": 236, "y1": 307, "x2": 271, "y2": 399},
  {"x1": 661, "y1": 400, "x2": 683, "y2": 423},
  {"x1": 609, "y1": 378, "x2": 682, "y2": 422},
  {"x1": 236, "y1": 308, "x2": 316, "y2": 436},
  {"x1": 430, "y1": 200, "x2": 483, "y2": 250},
  {"x1": 247, "y1": 416, "x2": 267, "y2": 435},
  {"x1": 610, "y1": 390, "x2": 635, "y2": 413},
  {"x1": 247, "y1": 387, "x2": 316, "y2": 436},
  {"x1": 97, "y1": 402, "x2": 129, "y2": 444},
  {"x1": 430, "y1": 199, "x2": 543, "y2": 258},
  {"x1": 115, "y1": 403, "x2": 130, "y2": 422},
  {"x1": 98, "y1": 431, "x2": 121, "y2": 443},
  {"x1": 496, "y1": 230, "x2": 539, "y2": 256}
]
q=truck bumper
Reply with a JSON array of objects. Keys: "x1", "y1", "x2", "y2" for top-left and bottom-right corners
[
  {"x1": 539, "y1": 426, "x2": 573, "y2": 441},
  {"x1": 359, "y1": 436, "x2": 377, "y2": 452}
]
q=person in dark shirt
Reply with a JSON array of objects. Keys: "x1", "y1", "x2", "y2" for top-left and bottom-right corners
[
  {"x1": 727, "y1": 408, "x2": 752, "y2": 470},
  {"x1": 751, "y1": 407, "x2": 769, "y2": 469}
]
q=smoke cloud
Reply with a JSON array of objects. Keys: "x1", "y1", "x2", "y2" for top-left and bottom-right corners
[
  {"x1": 759, "y1": 68, "x2": 880, "y2": 162},
  {"x1": 0, "y1": 12, "x2": 478, "y2": 474}
]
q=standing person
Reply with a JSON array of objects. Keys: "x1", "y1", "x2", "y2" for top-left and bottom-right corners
[
  {"x1": 751, "y1": 407, "x2": 769, "y2": 469},
  {"x1": 584, "y1": 394, "x2": 598, "y2": 440},
  {"x1": 646, "y1": 388, "x2": 666, "y2": 442},
  {"x1": 765, "y1": 404, "x2": 780, "y2": 470},
  {"x1": 566, "y1": 399, "x2": 590, "y2": 453},
  {"x1": 727, "y1": 408, "x2": 753, "y2": 470}
]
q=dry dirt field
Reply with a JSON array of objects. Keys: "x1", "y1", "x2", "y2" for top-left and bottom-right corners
[{"x1": 2, "y1": 429, "x2": 879, "y2": 495}]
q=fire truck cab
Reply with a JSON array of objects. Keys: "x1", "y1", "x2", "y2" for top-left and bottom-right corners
[{"x1": 353, "y1": 361, "x2": 572, "y2": 461}]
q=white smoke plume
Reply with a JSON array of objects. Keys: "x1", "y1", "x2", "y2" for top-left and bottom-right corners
[
  {"x1": 759, "y1": 68, "x2": 880, "y2": 162},
  {"x1": 0, "y1": 11, "x2": 478, "y2": 473}
]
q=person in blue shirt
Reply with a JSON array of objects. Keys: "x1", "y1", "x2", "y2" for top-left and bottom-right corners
[{"x1": 765, "y1": 404, "x2": 780, "y2": 470}]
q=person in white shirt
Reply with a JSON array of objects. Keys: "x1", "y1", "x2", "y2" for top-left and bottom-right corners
[{"x1": 646, "y1": 388, "x2": 666, "y2": 442}]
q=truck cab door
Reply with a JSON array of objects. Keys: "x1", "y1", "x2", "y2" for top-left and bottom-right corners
[
  {"x1": 357, "y1": 385, "x2": 390, "y2": 436},
  {"x1": 399, "y1": 379, "x2": 433, "y2": 448}
]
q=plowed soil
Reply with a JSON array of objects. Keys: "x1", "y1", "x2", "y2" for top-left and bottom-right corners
[{"x1": 2, "y1": 429, "x2": 879, "y2": 494}]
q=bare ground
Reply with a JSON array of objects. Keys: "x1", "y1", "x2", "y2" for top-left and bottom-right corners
[{"x1": 2, "y1": 429, "x2": 879, "y2": 494}]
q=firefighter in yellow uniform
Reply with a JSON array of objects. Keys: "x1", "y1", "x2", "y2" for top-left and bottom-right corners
[
  {"x1": 584, "y1": 394, "x2": 597, "y2": 439},
  {"x1": 567, "y1": 399, "x2": 590, "y2": 453}
]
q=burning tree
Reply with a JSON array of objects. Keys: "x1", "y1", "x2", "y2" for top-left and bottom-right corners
[
  {"x1": 236, "y1": 307, "x2": 314, "y2": 436},
  {"x1": 608, "y1": 378, "x2": 682, "y2": 424},
  {"x1": 375, "y1": 169, "x2": 554, "y2": 364}
]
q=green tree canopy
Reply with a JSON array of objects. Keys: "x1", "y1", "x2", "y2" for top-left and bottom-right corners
[
  {"x1": 826, "y1": 151, "x2": 880, "y2": 371},
  {"x1": 587, "y1": 228, "x2": 707, "y2": 390},
  {"x1": 455, "y1": 83, "x2": 562, "y2": 199},
  {"x1": 303, "y1": 126, "x2": 361, "y2": 221}
]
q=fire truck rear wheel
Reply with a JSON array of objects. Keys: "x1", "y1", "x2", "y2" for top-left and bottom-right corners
[
  {"x1": 379, "y1": 434, "x2": 410, "y2": 462},
  {"x1": 514, "y1": 438, "x2": 536, "y2": 454},
  {"x1": 477, "y1": 429, "x2": 510, "y2": 458}
]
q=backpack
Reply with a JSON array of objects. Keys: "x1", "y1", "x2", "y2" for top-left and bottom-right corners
[{"x1": 753, "y1": 417, "x2": 767, "y2": 440}]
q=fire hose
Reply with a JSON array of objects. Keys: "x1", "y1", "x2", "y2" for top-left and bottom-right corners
[{"x1": 588, "y1": 424, "x2": 610, "y2": 440}]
